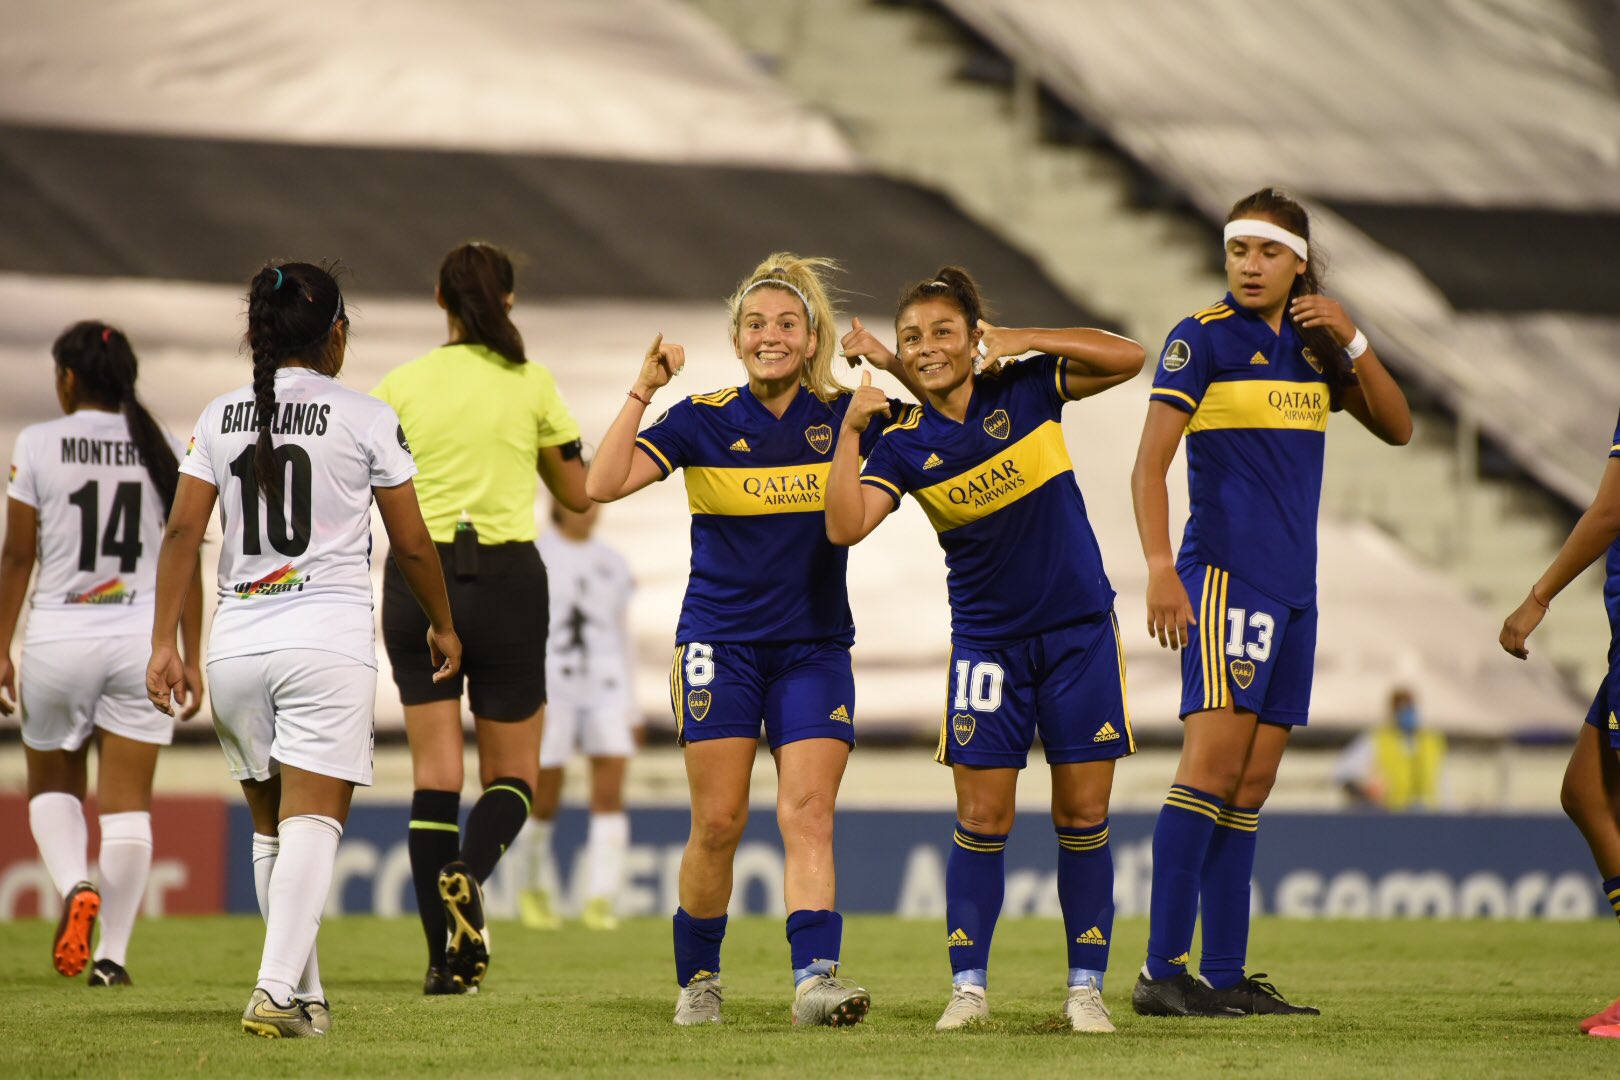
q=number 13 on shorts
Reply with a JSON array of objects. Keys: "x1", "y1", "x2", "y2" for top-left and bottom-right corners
[{"x1": 1181, "y1": 564, "x2": 1315, "y2": 722}]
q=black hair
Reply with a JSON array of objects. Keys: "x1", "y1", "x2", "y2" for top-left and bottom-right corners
[
  {"x1": 1226, "y1": 188, "x2": 1355, "y2": 409},
  {"x1": 894, "y1": 265, "x2": 995, "y2": 333},
  {"x1": 52, "y1": 322, "x2": 179, "y2": 516},
  {"x1": 439, "y1": 242, "x2": 524, "y2": 365},
  {"x1": 244, "y1": 262, "x2": 347, "y2": 501}
]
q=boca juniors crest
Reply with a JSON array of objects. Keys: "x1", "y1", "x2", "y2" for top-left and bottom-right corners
[
  {"x1": 1229, "y1": 659, "x2": 1256, "y2": 690},
  {"x1": 952, "y1": 713, "x2": 976, "y2": 746},
  {"x1": 804, "y1": 424, "x2": 833, "y2": 455},
  {"x1": 687, "y1": 689, "x2": 712, "y2": 721},
  {"x1": 982, "y1": 410, "x2": 1010, "y2": 440}
]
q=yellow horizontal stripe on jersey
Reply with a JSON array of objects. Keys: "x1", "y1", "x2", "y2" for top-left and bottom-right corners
[
  {"x1": 911, "y1": 420, "x2": 1072, "y2": 534},
  {"x1": 1611, "y1": 443, "x2": 1620, "y2": 453},
  {"x1": 1187, "y1": 379, "x2": 1331, "y2": 435},
  {"x1": 684, "y1": 463, "x2": 831, "y2": 516},
  {"x1": 636, "y1": 437, "x2": 673, "y2": 474},
  {"x1": 1150, "y1": 387, "x2": 1199, "y2": 411},
  {"x1": 1197, "y1": 309, "x2": 1236, "y2": 325}
]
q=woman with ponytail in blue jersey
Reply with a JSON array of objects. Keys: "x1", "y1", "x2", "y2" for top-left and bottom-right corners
[
  {"x1": 589, "y1": 253, "x2": 909, "y2": 1029},
  {"x1": 1130, "y1": 188, "x2": 1411, "y2": 1018},
  {"x1": 827, "y1": 265, "x2": 1145, "y2": 1034}
]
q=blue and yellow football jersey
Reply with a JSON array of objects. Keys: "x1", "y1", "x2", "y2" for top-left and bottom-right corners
[
  {"x1": 636, "y1": 385, "x2": 896, "y2": 644},
  {"x1": 860, "y1": 355, "x2": 1113, "y2": 644},
  {"x1": 1606, "y1": 411, "x2": 1620, "y2": 633},
  {"x1": 1150, "y1": 294, "x2": 1350, "y2": 607}
]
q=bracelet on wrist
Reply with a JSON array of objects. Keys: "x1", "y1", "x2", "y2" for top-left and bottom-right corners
[
  {"x1": 627, "y1": 389, "x2": 652, "y2": 406},
  {"x1": 1344, "y1": 329, "x2": 1369, "y2": 360}
]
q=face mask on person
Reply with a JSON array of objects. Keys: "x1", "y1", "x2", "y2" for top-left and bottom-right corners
[{"x1": 1395, "y1": 704, "x2": 1419, "y2": 735}]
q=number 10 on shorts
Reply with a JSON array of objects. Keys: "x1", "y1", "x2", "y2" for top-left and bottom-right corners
[{"x1": 953, "y1": 660, "x2": 1004, "y2": 712}]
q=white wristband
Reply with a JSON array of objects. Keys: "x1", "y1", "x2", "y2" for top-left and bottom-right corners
[{"x1": 1344, "y1": 329, "x2": 1368, "y2": 360}]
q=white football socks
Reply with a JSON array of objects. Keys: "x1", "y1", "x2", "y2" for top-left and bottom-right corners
[
  {"x1": 254, "y1": 816, "x2": 340, "y2": 1002},
  {"x1": 93, "y1": 811, "x2": 152, "y2": 966},
  {"x1": 586, "y1": 812, "x2": 629, "y2": 906},
  {"x1": 520, "y1": 817, "x2": 559, "y2": 895},
  {"x1": 28, "y1": 792, "x2": 89, "y2": 899}
]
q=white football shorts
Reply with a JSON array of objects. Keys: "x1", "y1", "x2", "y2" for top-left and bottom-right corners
[
  {"x1": 540, "y1": 686, "x2": 636, "y2": 768},
  {"x1": 20, "y1": 635, "x2": 174, "y2": 750},
  {"x1": 208, "y1": 649, "x2": 376, "y2": 786}
]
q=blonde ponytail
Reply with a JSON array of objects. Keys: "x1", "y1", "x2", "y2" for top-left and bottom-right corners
[{"x1": 727, "y1": 252, "x2": 843, "y2": 400}]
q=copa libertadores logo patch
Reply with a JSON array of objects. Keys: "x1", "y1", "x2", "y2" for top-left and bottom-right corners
[
  {"x1": 397, "y1": 425, "x2": 412, "y2": 454},
  {"x1": 1162, "y1": 339, "x2": 1191, "y2": 372}
]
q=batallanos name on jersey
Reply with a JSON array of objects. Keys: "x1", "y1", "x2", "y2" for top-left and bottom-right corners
[{"x1": 218, "y1": 400, "x2": 332, "y2": 437}]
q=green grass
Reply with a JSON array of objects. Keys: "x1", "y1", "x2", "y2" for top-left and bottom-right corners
[{"x1": 0, "y1": 915, "x2": 1615, "y2": 1078}]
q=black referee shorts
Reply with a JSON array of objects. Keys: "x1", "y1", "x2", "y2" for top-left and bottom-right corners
[{"x1": 382, "y1": 541, "x2": 548, "y2": 722}]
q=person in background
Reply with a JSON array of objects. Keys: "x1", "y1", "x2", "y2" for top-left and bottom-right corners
[
  {"x1": 1333, "y1": 688, "x2": 1447, "y2": 811},
  {"x1": 511, "y1": 499, "x2": 638, "y2": 932},
  {"x1": 0, "y1": 321, "x2": 203, "y2": 988},
  {"x1": 372, "y1": 241, "x2": 589, "y2": 995}
]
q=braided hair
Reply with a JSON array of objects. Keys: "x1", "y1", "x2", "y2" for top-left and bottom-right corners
[
  {"x1": 243, "y1": 262, "x2": 347, "y2": 501},
  {"x1": 51, "y1": 321, "x2": 180, "y2": 515}
]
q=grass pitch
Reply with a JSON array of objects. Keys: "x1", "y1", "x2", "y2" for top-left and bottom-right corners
[{"x1": 0, "y1": 915, "x2": 1614, "y2": 1078}]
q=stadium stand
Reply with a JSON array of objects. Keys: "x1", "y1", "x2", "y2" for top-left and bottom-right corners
[{"x1": 0, "y1": 0, "x2": 1586, "y2": 740}]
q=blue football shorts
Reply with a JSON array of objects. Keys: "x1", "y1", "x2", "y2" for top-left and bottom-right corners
[
  {"x1": 1177, "y1": 562, "x2": 1317, "y2": 726},
  {"x1": 937, "y1": 611, "x2": 1134, "y2": 769},
  {"x1": 669, "y1": 638, "x2": 856, "y2": 749}
]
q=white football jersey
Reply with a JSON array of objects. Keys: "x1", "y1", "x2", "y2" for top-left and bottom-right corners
[
  {"x1": 179, "y1": 368, "x2": 415, "y2": 667},
  {"x1": 7, "y1": 409, "x2": 180, "y2": 643},
  {"x1": 536, "y1": 529, "x2": 634, "y2": 701}
]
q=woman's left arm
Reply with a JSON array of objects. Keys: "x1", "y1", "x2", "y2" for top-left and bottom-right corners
[
  {"x1": 1290, "y1": 295, "x2": 1412, "y2": 446},
  {"x1": 538, "y1": 445, "x2": 589, "y2": 512},
  {"x1": 978, "y1": 322, "x2": 1146, "y2": 400},
  {"x1": 147, "y1": 475, "x2": 216, "y2": 715}
]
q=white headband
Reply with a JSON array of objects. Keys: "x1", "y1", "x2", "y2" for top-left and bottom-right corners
[
  {"x1": 1224, "y1": 219, "x2": 1308, "y2": 261},
  {"x1": 740, "y1": 277, "x2": 814, "y2": 325}
]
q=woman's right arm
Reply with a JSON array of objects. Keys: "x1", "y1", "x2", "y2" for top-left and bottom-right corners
[
  {"x1": 825, "y1": 371, "x2": 897, "y2": 546},
  {"x1": 1501, "y1": 456, "x2": 1620, "y2": 659},
  {"x1": 374, "y1": 479, "x2": 461, "y2": 682},
  {"x1": 0, "y1": 498, "x2": 38, "y2": 715},
  {"x1": 1131, "y1": 401, "x2": 1196, "y2": 650},
  {"x1": 147, "y1": 475, "x2": 217, "y2": 714},
  {"x1": 587, "y1": 334, "x2": 686, "y2": 503}
]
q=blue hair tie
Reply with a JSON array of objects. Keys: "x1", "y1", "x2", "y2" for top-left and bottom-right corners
[{"x1": 271, "y1": 267, "x2": 284, "y2": 290}]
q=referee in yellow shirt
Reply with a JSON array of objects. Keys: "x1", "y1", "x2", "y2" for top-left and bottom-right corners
[{"x1": 373, "y1": 241, "x2": 588, "y2": 995}]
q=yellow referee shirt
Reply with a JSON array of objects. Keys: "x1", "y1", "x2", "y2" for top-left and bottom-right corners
[{"x1": 372, "y1": 344, "x2": 581, "y2": 544}]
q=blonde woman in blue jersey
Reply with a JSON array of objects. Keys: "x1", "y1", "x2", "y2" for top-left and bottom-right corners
[
  {"x1": 1130, "y1": 189, "x2": 1411, "y2": 1018},
  {"x1": 588, "y1": 253, "x2": 906, "y2": 1027},
  {"x1": 827, "y1": 266, "x2": 1145, "y2": 1034},
  {"x1": 1500, "y1": 411, "x2": 1620, "y2": 1037}
]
